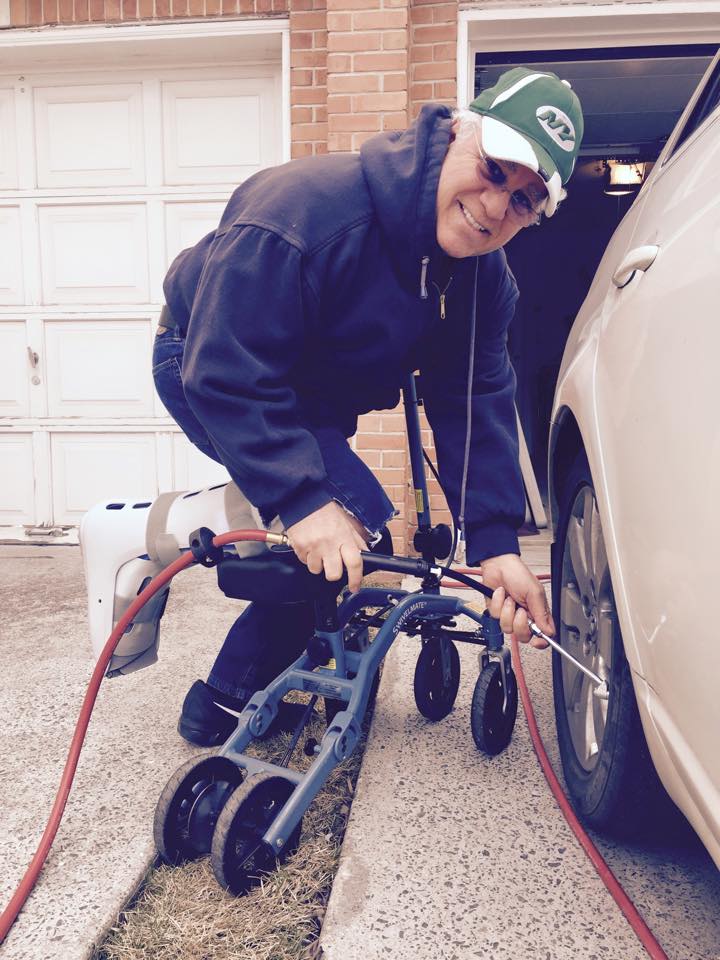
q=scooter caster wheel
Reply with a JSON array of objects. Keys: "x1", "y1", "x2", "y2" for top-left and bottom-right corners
[
  {"x1": 211, "y1": 771, "x2": 302, "y2": 895},
  {"x1": 470, "y1": 661, "x2": 518, "y2": 755},
  {"x1": 154, "y1": 752, "x2": 244, "y2": 865},
  {"x1": 413, "y1": 636, "x2": 460, "y2": 720}
]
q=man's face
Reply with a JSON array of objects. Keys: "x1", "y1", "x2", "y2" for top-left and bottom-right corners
[{"x1": 436, "y1": 119, "x2": 548, "y2": 258}]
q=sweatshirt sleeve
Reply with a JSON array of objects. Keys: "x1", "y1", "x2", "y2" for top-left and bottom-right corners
[
  {"x1": 420, "y1": 256, "x2": 525, "y2": 563},
  {"x1": 179, "y1": 224, "x2": 333, "y2": 529}
]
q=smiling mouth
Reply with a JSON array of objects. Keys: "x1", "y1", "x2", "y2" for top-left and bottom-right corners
[{"x1": 458, "y1": 201, "x2": 490, "y2": 235}]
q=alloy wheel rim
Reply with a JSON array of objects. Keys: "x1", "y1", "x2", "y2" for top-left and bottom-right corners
[{"x1": 560, "y1": 484, "x2": 615, "y2": 772}]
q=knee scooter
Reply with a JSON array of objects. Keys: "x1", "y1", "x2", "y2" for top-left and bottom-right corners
[{"x1": 81, "y1": 374, "x2": 602, "y2": 896}]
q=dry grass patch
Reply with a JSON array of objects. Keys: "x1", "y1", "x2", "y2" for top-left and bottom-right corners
[{"x1": 95, "y1": 694, "x2": 369, "y2": 960}]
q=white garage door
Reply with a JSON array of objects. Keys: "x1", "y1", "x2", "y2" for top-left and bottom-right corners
[{"x1": 0, "y1": 60, "x2": 282, "y2": 533}]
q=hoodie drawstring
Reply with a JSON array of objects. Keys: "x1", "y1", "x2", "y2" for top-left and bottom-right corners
[{"x1": 419, "y1": 255, "x2": 430, "y2": 299}]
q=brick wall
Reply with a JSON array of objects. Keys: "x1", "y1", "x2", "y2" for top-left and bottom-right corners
[
  {"x1": 8, "y1": 0, "x2": 287, "y2": 24},
  {"x1": 290, "y1": 0, "x2": 329, "y2": 157}
]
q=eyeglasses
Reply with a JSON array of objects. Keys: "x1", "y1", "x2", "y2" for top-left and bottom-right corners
[{"x1": 474, "y1": 140, "x2": 547, "y2": 228}]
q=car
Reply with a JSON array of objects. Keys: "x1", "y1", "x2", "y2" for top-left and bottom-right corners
[{"x1": 548, "y1": 50, "x2": 720, "y2": 865}]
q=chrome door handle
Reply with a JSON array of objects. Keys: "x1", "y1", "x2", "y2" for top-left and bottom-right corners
[{"x1": 612, "y1": 244, "x2": 660, "y2": 289}]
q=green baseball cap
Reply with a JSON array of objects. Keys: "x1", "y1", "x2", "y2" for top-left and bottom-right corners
[{"x1": 469, "y1": 67, "x2": 584, "y2": 216}]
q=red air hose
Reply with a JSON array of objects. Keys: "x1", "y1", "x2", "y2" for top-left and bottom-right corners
[
  {"x1": 1, "y1": 543, "x2": 670, "y2": 959},
  {"x1": 0, "y1": 529, "x2": 271, "y2": 945}
]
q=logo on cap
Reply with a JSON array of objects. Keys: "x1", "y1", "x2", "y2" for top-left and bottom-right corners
[{"x1": 536, "y1": 106, "x2": 576, "y2": 153}]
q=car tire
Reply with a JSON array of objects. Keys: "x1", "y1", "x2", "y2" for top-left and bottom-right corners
[{"x1": 552, "y1": 449, "x2": 669, "y2": 833}]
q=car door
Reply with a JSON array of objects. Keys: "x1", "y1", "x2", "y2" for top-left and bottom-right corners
[{"x1": 592, "y1": 57, "x2": 720, "y2": 813}]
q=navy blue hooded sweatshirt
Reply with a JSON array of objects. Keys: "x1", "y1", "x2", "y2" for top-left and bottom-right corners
[{"x1": 163, "y1": 104, "x2": 525, "y2": 563}]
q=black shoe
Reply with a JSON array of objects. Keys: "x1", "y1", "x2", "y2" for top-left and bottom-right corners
[
  {"x1": 178, "y1": 681, "x2": 315, "y2": 746},
  {"x1": 177, "y1": 680, "x2": 245, "y2": 746}
]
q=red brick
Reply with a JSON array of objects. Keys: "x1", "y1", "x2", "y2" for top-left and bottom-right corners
[
  {"x1": 326, "y1": 53, "x2": 352, "y2": 71},
  {"x1": 292, "y1": 0, "x2": 313, "y2": 7},
  {"x1": 327, "y1": 93, "x2": 352, "y2": 113},
  {"x1": 356, "y1": 432, "x2": 405, "y2": 449},
  {"x1": 433, "y1": 42, "x2": 455, "y2": 61},
  {"x1": 358, "y1": 449, "x2": 382, "y2": 468},
  {"x1": 328, "y1": 132, "x2": 353, "y2": 151},
  {"x1": 352, "y1": 130, "x2": 379, "y2": 149},
  {"x1": 315, "y1": 67, "x2": 328, "y2": 84},
  {"x1": 291, "y1": 68, "x2": 314, "y2": 86},
  {"x1": 413, "y1": 60, "x2": 454, "y2": 81},
  {"x1": 382, "y1": 72, "x2": 405, "y2": 92},
  {"x1": 291, "y1": 8, "x2": 324, "y2": 26},
  {"x1": 433, "y1": 79, "x2": 456, "y2": 99},
  {"x1": 88, "y1": 0, "x2": 103, "y2": 16},
  {"x1": 292, "y1": 105, "x2": 313, "y2": 122},
  {"x1": 330, "y1": 113, "x2": 381, "y2": 132},
  {"x1": 291, "y1": 30, "x2": 313, "y2": 48},
  {"x1": 221, "y1": 0, "x2": 236, "y2": 12},
  {"x1": 43, "y1": 0, "x2": 58, "y2": 19},
  {"x1": 256, "y1": 0, "x2": 272, "y2": 10},
  {"x1": 325, "y1": 9, "x2": 349, "y2": 28},
  {"x1": 291, "y1": 50, "x2": 327, "y2": 67},
  {"x1": 381, "y1": 450, "x2": 405, "y2": 467},
  {"x1": 27, "y1": 0, "x2": 42, "y2": 20},
  {"x1": 410, "y1": 44, "x2": 433, "y2": 63},
  {"x1": 10, "y1": 0, "x2": 27, "y2": 23},
  {"x1": 410, "y1": 4, "x2": 432, "y2": 22},
  {"x1": 313, "y1": 29, "x2": 328, "y2": 48},
  {"x1": 314, "y1": 104, "x2": 328, "y2": 122},
  {"x1": 292, "y1": 86, "x2": 324, "y2": 104},
  {"x1": 431, "y1": 2, "x2": 455, "y2": 22},
  {"x1": 59, "y1": 0, "x2": 74, "y2": 18},
  {"x1": 291, "y1": 141, "x2": 314, "y2": 157},
  {"x1": 413, "y1": 23, "x2": 454, "y2": 42},
  {"x1": 384, "y1": 0, "x2": 407, "y2": 7},
  {"x1": 74, "y1": 0, "x2": 89, "y2": 17},
  {"x1": 410, "y1": 81, "x2": 432, "y2": 100},
  {"x1": 354, "y1": 91, "x2": 406, "y2": 111},
  {"x1": 315, "y1": 141, "x2": 328, "y2": 154},
  {"x1": 121, "y1": 0, "x2": 137, "y2": 16},
  {"x1": 354, "y1": 51, "x2": 406, "y2": 71},
  {"x1": 292, "y1": 121, "x2": 329, "y2": 138},
  {"x1": 105, "y1": 0, "x2": 120, "y2": 17},
  {"x1": 352, "y1": 7, "x2": 405, "y2": 27},
  {"x1": 328, "y1": 73, "x2": 380, "y2": 93},
  {"x1": 327, "y1": 31, "x2": 381, "y2": 52},
  {"x1": 326, "y1": 0, "x2": 376, "y2": 8},
  {"x1": 381, "y1": 29, "x2": 407, "y2": 50}
]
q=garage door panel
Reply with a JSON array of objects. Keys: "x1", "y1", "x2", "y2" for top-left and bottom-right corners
[
  {"x1": 39, "y1": 204, "x2": 149, "y2": 304},
  {"x1": 34, "y1": 84, "x2": 145, "y2": 188},
  {"x1": 0, "y1": 88, "x2": 18, "y2": 189},
  {"x1": 162, "y1": 77, "x2": 276, "y2": 184},
  {"x1": 165, "y1": 200, "x2": 226, "y2": 269},
  {"x1": 0, "y1": 322, "x2": 31, "y2": 416},
  {"x1": 172, "y1": 433, "x2": 229, "y2": 491},
  {"x1": 0, "y1": 434, "x2": 35, "y2": 523},
  {"x1": 51, "y1": 433, "x2": 158, "y2": 522},
  {"x1": 45, "y1": 320, "x2": 154, "y2": 417},
  {"x1": 0, "y1": 206, "x2": 23, "y2": 303}
]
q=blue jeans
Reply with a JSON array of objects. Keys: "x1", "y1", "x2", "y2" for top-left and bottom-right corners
[{"x1": 152, "y1": 327, "x2": 395, "y2": 699}]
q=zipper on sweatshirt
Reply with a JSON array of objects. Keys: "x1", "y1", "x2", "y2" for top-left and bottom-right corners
[
  {"x1": 419, "y1": 256, "x2": 430, "y2": 299},
  {"x1": 431, "y1": 277, "x2": 453, "y2": 320}
]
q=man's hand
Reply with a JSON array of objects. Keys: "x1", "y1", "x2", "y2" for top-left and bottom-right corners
[
  {"x1": 287, "y1": 502, "x2": 368, "y2": 593},
  {"x1": 480, "y1": 553, "x2": 555, "y2": 648}
]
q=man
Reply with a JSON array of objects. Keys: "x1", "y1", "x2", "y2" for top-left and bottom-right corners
[{"x1": 153, "y1": 68, "x2": 584, "y2": 745}]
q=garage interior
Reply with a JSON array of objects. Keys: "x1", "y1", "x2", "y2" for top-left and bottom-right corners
[{"x1": 477, "y1": 46, "x2": 718, "y2": 494}]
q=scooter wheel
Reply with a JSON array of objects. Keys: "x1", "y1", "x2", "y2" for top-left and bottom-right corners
[
  {"x1": 413, "y1": 635, "x2": 460, "y2": 721},
  {"x1": 211, "y1": 771, "x2": 302, "y2": 895},
  {"x1": 154, "y1": 752, "x2": 244, "y2": 865},
  {"x1": 470, "y1": 661, "x2": 518, "y2": 755}
]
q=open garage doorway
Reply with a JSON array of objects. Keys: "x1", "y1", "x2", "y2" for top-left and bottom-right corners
[{"x1": 475, "y1": 46, "x2": 718, "y2": 493}]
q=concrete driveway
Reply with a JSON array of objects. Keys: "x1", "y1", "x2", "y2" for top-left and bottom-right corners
[{"x1": 1, "y1": 538, "x2": 719, "y2": 959}]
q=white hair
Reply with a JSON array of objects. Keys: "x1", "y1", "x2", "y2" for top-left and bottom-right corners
[{"x1": 450, "y1": 107, "x2": 484, "y2": 143}]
